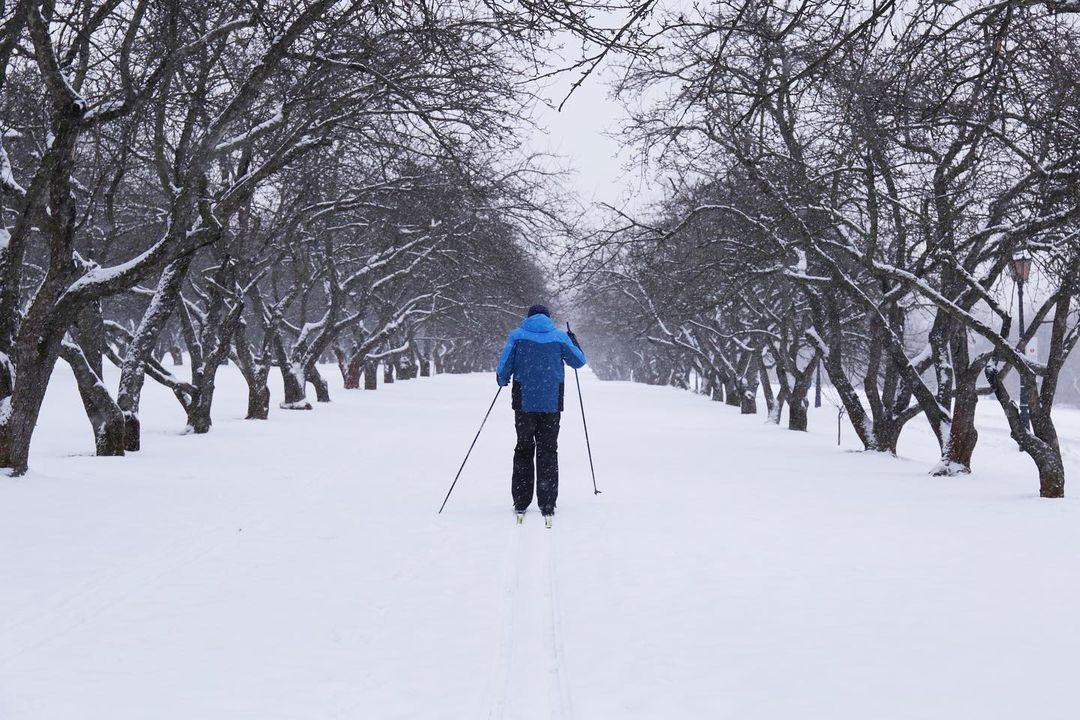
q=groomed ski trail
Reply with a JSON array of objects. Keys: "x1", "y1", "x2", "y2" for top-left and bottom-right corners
[
  {"x1": 487, "y1": 515, "x2": 575, "y2": 720},
  {"x1": 545, "y1": 527, "x2": 576, "y2": 719}
]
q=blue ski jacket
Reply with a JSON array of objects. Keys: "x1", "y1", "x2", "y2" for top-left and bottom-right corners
[{"x1": 495, "y1": 314, "x2": 587, "y2": 413}]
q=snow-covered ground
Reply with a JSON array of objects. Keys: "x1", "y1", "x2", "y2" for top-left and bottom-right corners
[{"x1": 3, "y1": 364, "x2": 1080, "y2": 719}]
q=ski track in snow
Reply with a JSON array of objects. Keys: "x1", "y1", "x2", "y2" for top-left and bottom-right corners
[
  {"x1": 487, "y1": 515, "x2": 573, "y2": 720},
  {"x1": 486, "y1": 518, "x2": 525, "y2": 720},
  {"x1": 545, "y1": 528, "x2": 575, "y2": 720}
]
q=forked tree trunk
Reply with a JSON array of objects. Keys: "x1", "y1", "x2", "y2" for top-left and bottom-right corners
[
  {"x1": 934, "y1": 382, "x2": 979, "y2": 476},
  {"x1": 0, "y1": 355, "x2": 59, "y2": 474},
  {"x1": 60, "y1": 342, "x2": 125, "y2": 457},
  {"x1": 279, "y1": 363, "x2": 311, "y2": 410},
  {"x1": 117, "y1": 256, "x2": 192, "y2": 451},
  {"x1": 186, "y1": 388, "x2": 212, "y2": 434},
  {"x1": 986, "y1": 364, "x2": 1066, "y2": 498},
  {"x1": 233, "y1": 324, "x2": 272, "y2": 420}
]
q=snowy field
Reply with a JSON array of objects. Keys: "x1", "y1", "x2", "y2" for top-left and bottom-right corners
[{"x1": 3, "y1": 364, "x2": 1080, "y2": 719}]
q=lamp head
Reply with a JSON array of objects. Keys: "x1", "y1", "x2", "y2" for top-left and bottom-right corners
[{"x1": 1011, "y1": 249, "x2": 1032, "y2": 283}]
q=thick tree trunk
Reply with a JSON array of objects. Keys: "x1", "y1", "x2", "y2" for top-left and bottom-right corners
[
  {"x1": 872, "y1": 419, "x2": 903, "y2": 455},
  {"x1": 809, "y1": 295, "x2": 880, "y2": 451},
  {"x1": 759, "y1": 358, "x2": 778, "y2": 423},
  {"x1": 186, "y1": 357, "x2": 229, "y2": 434},
  {"x1": 933, "y1": 383, "x2": 978, "y2": 476},
  {"x1": 342, "y1": 354, "x2": 363, "y2": 389},
  {"x1": 60, "y1": 342, "x2": 125, "y2": 457},
  {"x1": 247, "y1": 377, "x2": 270, "y2": 419},
  {"x1": 788, "y1": 386, "x2": 809, "y2": 431},
  {"x1": 0, "y1": 339, "x2": 63, "y2": 474},
  {"x1": 1033, "y1": 448, "x2": 1066, "y2": 499},
  {"x1": 364, "y1": 360, "x2": 378, "y2": 390},
  {"x1": 930, "y1": 327, "x2": 981, "y2": 475},
  {"x1": 186, "y1": 388, "x2": 213, "y2": 434},
  {"x1": 723, "y1": 375, "x2": 740, "y2": 407},
  {"x1": 709, "y1": 373, "x2": 724, "y2": 402},
  {"x1": 279, "y1": 363, "x2": 311, "y2": 410},
  {"x1": 383, "y1": 362, "x2": 394, "y2": 384},
  {"x1": 734, "y1": 369, "x2": 760, "y2": 414},
  {"x1": 65, "y1": 305, "x2": 125, "y2": 456},
  {"x1": 740, "y1": 386, "x2": 758, "y2": 415},
  {"x1": 396, "y1": 354, "x2": 417, "y2": 380},
  {"x1": 232, "y1": 324, "x2": 271, "y2": 420},
  {"x1": 787, "y1": 364, "x2": 814, "y2": 432},
  {"x1": 986, "y1": 365, "x2": 1066, "y2": 498},
  {"x1": 117, "y1": 257, "x2": 191, "y2": 451},
  {"x1": 309, "y1": 365, "x2": 330, "y2": 403}
]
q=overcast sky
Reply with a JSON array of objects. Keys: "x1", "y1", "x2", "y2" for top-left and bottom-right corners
[
  {"x1": 519, "y1": 13, "x2": 673, "y2": 218},
  {"x1": 526, "y1": 67, "x2": 635, "y2": 210}
]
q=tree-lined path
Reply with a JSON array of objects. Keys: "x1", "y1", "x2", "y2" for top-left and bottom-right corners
[
  {"x1": 2, "y1": 365, "x2": 1079, "y2": 719},
  {"x1": 4, "y1": 1, "x2": 1080, "y2": 718}
]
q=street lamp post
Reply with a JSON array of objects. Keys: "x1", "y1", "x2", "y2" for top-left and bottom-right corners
[
  {"x1": 814, "y1": 355, "x2": 822, "y2": 408},
  {"x1": 1010, "y1": 248, "x2": 1033, "y2": 434}
]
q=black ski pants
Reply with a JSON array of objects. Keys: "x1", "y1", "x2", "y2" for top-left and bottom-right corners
[{"x1": 512, "y1": 411, "x2": 561, "y2": 515}]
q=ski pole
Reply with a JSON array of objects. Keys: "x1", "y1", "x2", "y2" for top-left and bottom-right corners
[
  {"x1": 438, "y1": 385, "x2": 503, "y2": 514},
  {"x1": 567, "y1": 323, "x2": 601, "y2": 495}
]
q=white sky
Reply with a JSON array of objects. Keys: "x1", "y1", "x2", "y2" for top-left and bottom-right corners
[
  {"x1": 519, "y1": 7, "x2": 681, "y2": 217},
  {"x1": 526, "y1": 65, "x2": 639, "y2": 211}
]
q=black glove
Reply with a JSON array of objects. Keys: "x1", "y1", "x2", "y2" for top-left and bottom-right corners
[{"x1": 567, "y1": 330, "x2": 582, "y2": 350}]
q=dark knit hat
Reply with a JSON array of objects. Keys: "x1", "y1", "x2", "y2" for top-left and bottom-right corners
[{"x1": 527, "y1": 304, "x2": 550, "y2": 317}]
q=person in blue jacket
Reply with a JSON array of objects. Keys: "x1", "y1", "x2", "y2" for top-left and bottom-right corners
[{"x1": 496, "y1": 304, "x2": 586, "y2": 524}]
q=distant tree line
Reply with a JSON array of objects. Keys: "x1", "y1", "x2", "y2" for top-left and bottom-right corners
[{"x1": 571, "y1": 0, "x2": 1080, "y2": 497}]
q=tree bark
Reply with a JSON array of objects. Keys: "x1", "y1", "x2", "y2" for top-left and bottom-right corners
[
  {"x1": 309, "y1": 364, "x2": 330, "y2": 403},
  {"x1": 723, "y1": 373, "x2": 740, "y2": 407},
  {"x1": 343, "y1": 354, "x2": 362, "y2": 389},
  {"x1": 60, "y1": 341, "x2": 126, "y2": 456},
  {"x1": 116, "y1": 256, "x2": 192, "y2": 450},
  {"x1": 0, "y1": 334, "x2": 64, "y2": 474},
  {"x1": 233, "y1": 323, "x2": 272, "y2": 420},
  {"x1": 279, "y1": 362, "x2": 311, "y2": 409},
  {"x1": 933, "y1": 380, "x2": 979, "y2": 476},
  {"x1": 788, "y1": 385, "x2": 809, "y2": 431}
]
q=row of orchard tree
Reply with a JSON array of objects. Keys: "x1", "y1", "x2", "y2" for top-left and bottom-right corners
[
  {"x1": 0, "y1": 0, "x2": 616, "y2": 474},
  {"x1": 573, "y1": 0, "x2": 1080, "y2": 497}
]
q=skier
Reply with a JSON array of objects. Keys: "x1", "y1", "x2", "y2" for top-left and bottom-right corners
[{"x1": 496, "y1": 304, "x2": 586, "y2": 528}]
